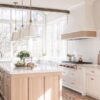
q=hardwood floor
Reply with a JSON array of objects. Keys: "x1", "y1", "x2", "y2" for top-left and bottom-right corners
[
  {"x1": 62, "y1": 87, "x2": 97, "y2": 100},
  {"x1": 0, "y1": 87, "x2": 97, "y2": 100}
]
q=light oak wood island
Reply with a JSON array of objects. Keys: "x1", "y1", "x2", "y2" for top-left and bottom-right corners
[{"x1": 0, "y1": 63, "x2": 62, "y2": 100}]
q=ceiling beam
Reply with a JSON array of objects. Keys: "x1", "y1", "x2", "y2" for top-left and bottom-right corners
[{"x1": 0, "y1": 3, "x2": 70, "y2": 14}]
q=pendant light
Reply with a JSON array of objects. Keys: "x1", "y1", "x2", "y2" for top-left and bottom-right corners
[
  {"x1": 11, "y1": 2, "x2": 20, "y2": 41},
  {"x1": 42, "y1": 13, "x2": 47, "y2": 57},
  {"x1": 26, "y1": 0, "x2": 33, "y2": 38},
  {"x1": 19, "y1": 0, "x2": 35, "y2": 40}
]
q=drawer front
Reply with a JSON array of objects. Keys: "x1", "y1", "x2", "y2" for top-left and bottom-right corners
[
  {"x1": 86, "y1": 68, "x2": 100, "y2": 76},
  {"x1": 63, "y1": 77, "x2": 80, "y2": 90},
  {"x1": 62, "y1": 67, "x2": 84, "y2": 91}
]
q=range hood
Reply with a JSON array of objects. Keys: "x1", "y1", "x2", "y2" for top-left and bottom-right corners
[
  {"x1": 62, "y1": 0, "x2": 96, "y2": 40},
  {"x1": 62, "y1": 31, "x2": 96, "y2": 40}
]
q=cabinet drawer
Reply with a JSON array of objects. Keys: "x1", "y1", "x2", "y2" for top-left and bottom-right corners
[
  {"x1": 63, "y1": 78, "x2": 76, "y2": 89},
  {"x1": 86, "y1": 68, "x2": 100, "y2": 76}
]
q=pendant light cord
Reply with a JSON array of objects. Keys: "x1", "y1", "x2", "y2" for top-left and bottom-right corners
[
  {"x1": 67, "y1": 14, "x2": 69, "y2": 24},
  {"x1": 44, "y1": 13, "x2": 47, "y2": 56},
  {"x1": 30, "y1": 0, "x2": 32, "y2": 23},
  {"x1": 66, "y1": 14, "x2": 69, "y2": 54},
  {"x1": 14, "y1": 2, "x2": 17, "y2": 31},
  {"x1": 22, "y1": 0, "x2": 24, "y2": 27},
  {"x1": 67, "y1": 40, "x2": 69, "y2": 55}
]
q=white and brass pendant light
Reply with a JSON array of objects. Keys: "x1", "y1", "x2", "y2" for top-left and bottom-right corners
[
  {"x1": 11, "y1": 0, "x2": 41, "y2": 41},
  {"x1": 19, "y1": 0, "x2": 35, "y2": 40},
  {"x1": 11, "y1": 2, "x2": 20, "y2": 41}
]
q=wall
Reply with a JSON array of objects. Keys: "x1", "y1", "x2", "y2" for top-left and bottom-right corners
[{"x1": 66, "y1": 0, "x2": 100, "y2": 64}]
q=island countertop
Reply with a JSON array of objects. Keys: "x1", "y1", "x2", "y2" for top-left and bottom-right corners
[{"x1": 0, "y1": 62, "x2": 62, "y2": 75}]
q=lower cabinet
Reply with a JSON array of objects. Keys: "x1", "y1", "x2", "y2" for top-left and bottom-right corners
[
  {"x1": 29, "y1": 75, "x2": 60, "y2": 100},
  {"x1": 86, "y1": 74, "x2": 100, "y2": 99},
  {"x1": 29, "y1": 76, "x2": 44, "y2": 100},
  {"x1": 11, "y1": 77, "x2": 28, "y2": 100},
  {"x1": 62, "y1": 67, "x2": 85, "y2": 95},
  {"x1": 45, "y1": 76, "x2": 60, "y2": 100},
  {"x1": 7, "y1": 72, "x2": 62, "y2": 100}
]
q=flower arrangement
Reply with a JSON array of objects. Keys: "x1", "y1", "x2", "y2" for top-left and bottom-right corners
[{"x1": 15, "y1": 50, "x2": 30, "y2": 67}]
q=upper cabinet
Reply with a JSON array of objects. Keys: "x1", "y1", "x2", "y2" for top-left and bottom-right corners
[{"x1": 62, "y1": 0, "x2": 96, "y2": 40}]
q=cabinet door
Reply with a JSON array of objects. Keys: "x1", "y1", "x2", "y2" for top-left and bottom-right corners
[
  {"x1": 94, "y1": 76, "x2": 100, "y2": 99},
  {"x1": 45, "y1": 76, "x2": 61, "y2": 100},
  {"x1": 11, "y1": 77, "x2": 28, "y2": 100},
  {"x1": 86, "y1": 75, "x2": 97, "y2": 98},
  {"x1": 29, "y1": 76, "x2": 44, "y2": 100}
]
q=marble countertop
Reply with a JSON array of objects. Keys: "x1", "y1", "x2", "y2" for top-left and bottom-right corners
[
  {"x1": 77, "y1": 64, "x2": 100, "y2": 69},
  {"x1": 60, "y1": 63, "x2": 100, "y2": 69},
  {"x1": 0, "y1": 62, "x2": 62, "y2": 75},
  {"x1": 0, "y1": 61, "x2": 100, "y2": 75}
]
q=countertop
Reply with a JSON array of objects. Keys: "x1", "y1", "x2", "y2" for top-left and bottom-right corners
[
  {"x1": 60, "y1": 63, "x2": 100, "y2": 70},
  {"x1": 0, "y1": 62, "x2": 62, "y2": 75},
  {"x1": 77, "y1": 64, "x2": 100, "y2": 69},
  {"x1": 0, "y1": 61, "x2": 100, "y2": 75}
]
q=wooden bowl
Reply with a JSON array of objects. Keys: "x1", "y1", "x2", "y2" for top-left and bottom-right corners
[
  {"x1": 27, "y1": 63, "x2": 35, "y2": 68},
  {"x1": 15, "y1": 64, "x2": 25, "y2": 67}
]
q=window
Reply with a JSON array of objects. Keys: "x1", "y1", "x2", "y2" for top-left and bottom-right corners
[
  {"x1": 0, "y1": 8, "x2": 67, "y2": 61},
  {"x1": 45, "y1": 17, "x2": 67, "y2": 61}
]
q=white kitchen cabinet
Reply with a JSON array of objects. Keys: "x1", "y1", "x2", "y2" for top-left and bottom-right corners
[
  {"x1": 62, "y1": 65, "x2": 100, "y2": 99},
  {"x1": 95, "y1": 76, "x2": 100, "y2": 99},
  {"x1": 86, "y1": 75, "x2": 97, "y2": 98},
  {"x1": 62, "y1": 67, "x2": 86, "y2": 95},
  {"x1": 86, "y1": 72, "x2": 100, "y2": 99}
]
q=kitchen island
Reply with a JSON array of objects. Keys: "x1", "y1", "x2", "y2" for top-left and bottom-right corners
[{"x1": 0, "y1": 62, "x2": 62, "y2": 100}]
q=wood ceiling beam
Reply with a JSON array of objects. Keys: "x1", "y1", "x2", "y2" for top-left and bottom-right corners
[{"x1": 0, "y1": 3, "x2": 70, "y2": 14}]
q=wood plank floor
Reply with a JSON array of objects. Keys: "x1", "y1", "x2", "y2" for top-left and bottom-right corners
[
  {"x1": 0, "y1": 87, "x2": 97, "y2": 100},
  {"x1": 62, "y1": 87, "x2": 97, "y2": 100}
]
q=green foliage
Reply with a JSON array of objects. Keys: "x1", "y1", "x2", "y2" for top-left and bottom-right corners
[{"x1": 17, "y1": 50, "x2": 30, "y2": 60}]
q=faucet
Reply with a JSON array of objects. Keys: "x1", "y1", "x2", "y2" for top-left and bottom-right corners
[{"x1": 67, "y1": 54, "x2": 75, "y2": 62}]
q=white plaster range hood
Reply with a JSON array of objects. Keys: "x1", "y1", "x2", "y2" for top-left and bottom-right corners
[{"x1": 62, "y1": 0, "x2": 96, "y2": 40}]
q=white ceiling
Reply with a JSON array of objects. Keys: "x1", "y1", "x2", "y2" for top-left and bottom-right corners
[
  {"x1": 0, "y1": 0, "x2": 84, "y2": 10},
  {"x1": 0, "y1": 0, "x2": 84, "y2": 21}
]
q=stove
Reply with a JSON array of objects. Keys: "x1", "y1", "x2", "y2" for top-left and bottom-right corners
[{"x1": 60, "y1": 64, "x2": 77, "y2": 69}]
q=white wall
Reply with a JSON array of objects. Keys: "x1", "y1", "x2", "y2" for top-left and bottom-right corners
[{"x1": 66, "y1": 0, "x2": 100, "y2": 64}]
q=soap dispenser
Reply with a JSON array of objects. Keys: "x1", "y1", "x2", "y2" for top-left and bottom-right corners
[{"x1": 98, "y1": 51, "x2": 100, "y2": 65}]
